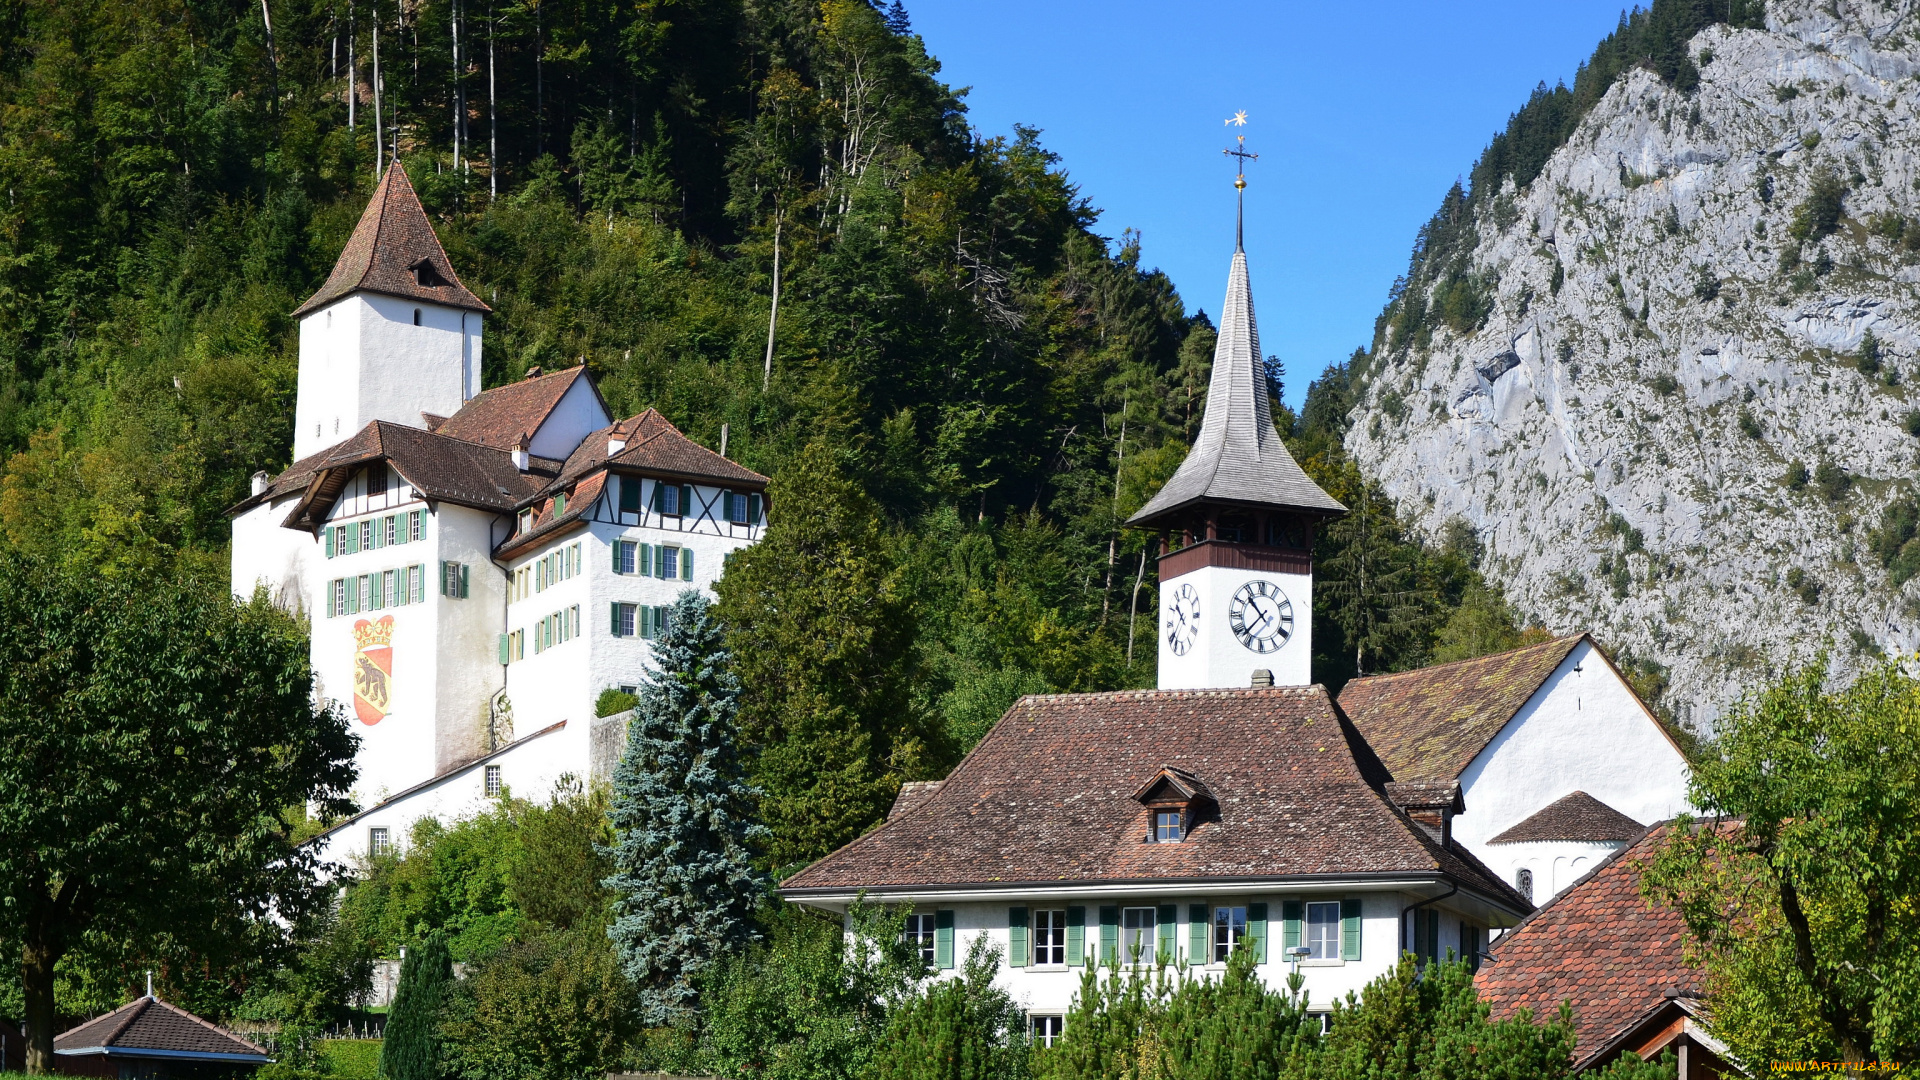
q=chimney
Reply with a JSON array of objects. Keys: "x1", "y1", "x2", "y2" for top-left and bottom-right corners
[
  {"x1": 1384, "y1": 781, "x2": 1464, "y2": 846},
  {"x1": 512, "y1": 434, "x2": 531, "y2": 471},
  {"x1": 250, "y1": 470, "x2": 270, "y2": 496},
  {"x1": 1250, "y1": 669, "x2": 1274, "y2": 687}
]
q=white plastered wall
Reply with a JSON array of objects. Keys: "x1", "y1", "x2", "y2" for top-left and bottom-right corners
[
  {"x1": 1488, "y1": 839, "x2": 1626, "y2": 906},
  {"x1": 1157, "y1": 564, "x2": 1313, "y2": 690},
  {"x1": 294, "y1": 294, "x2": 481, "y2": 461},
  {"x1": 433, "y1": 503, "x2": 510, "y2": 774},
  {"x1": 528, "y1": 377, "x2": 610, "y2": 460},
  {"x1": 230, "y1": 495, "x2": 315, "y2": 615},
  {"x1": 1454, "y1": 638, "x2": 1692, "y2": 895},
  {"x1": 822, "y1": 890, "x2": 1480, "y2": 1018}
]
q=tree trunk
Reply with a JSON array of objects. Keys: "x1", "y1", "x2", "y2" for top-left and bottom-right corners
[
  {"x1": 373, "y1": 11, "x2": 383, "y2": 178},
  {"x1": 1126, "y1": 545, "x2": 1148, "y2": 665},
  {"x1": 348, "y1": 0, "x2": 356, "y2": 131},
  {"x1": 763, "y1": 212, "x2": 782, "y2": 391},
  {"x1": 487, "y1": 1, "x2": 495, "y2": 195},
  {"x1": 22, "y1": 923, "x2": 60, "y2": 1073}
]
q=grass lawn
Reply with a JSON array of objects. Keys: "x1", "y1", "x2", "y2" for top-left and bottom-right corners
[{"x1": 321, "y1": 1038, "x2": 382, "y2": 1080}]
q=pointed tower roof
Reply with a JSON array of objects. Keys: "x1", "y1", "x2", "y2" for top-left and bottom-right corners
[
  {"x1": 1128, "y1": 249, "x2": 1343, "y2": 526},
  {"x1": 293, "y1": 163, "x2": 490, "y2": 317}
]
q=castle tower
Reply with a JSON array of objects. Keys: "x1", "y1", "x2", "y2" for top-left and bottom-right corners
[
  {"x1": 1128, "y1": 239, "x2": 1345, "y2": 689},
  {"x1": 291, "y1": 163, "x2": 491, "y2": 462}
]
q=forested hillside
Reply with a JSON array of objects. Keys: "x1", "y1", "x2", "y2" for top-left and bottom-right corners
[{"x1": 0, "y1": 0, "x2": 1532, "y2": 866}]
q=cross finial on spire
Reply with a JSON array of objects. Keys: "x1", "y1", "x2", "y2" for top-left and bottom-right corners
[{"x1": 1223, "y1": 111, "x2": 1257, "y2": 252}]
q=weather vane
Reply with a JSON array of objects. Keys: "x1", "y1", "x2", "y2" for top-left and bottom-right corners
[{"x1": 1223, "y1": 111, "x2": 1257, "y2": 251}]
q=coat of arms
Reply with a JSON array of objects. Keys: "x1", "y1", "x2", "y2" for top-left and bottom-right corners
[{"x1": 353, "y1": 616, "x2": 395, "y2": 725}]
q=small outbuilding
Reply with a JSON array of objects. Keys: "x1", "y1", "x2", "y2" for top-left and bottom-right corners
[{"x1": 54, "y1": 996, "x2": 270, "y2": 1080}]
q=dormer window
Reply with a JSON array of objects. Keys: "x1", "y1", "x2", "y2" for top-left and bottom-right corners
[
  {"x1": 408, "y1": 257, "x2": 449, "y2": 288},
  {"x1": 1132, "y1": 765, "x2": 1214, "y2": 845},
  {"x1": 1154, "y1": 809, "x2": 1184, "y2": 843},
  {"x1": 518, "y1": 508, "x2": 534, "y2": 534}
]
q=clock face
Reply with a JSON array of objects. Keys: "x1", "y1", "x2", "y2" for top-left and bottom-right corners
[
  {"x1": 1165, "y1": 583, "x2": 1201, "y2": 656},
  {"x1": 1228, "y1": 580, "x2": 1294, "y2": 654}
]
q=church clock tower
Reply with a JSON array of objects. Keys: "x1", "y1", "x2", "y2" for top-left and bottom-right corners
[{"x1": 1128, "y1": 143, "x2": 1344, "y2": 689}]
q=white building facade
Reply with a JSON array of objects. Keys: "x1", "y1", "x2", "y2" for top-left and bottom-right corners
[{"x1": 229, "y1": 163, "x2": 768, "y2": 871}]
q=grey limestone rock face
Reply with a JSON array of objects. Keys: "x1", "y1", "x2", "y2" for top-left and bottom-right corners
[{"x1": 1345, "y1": 0, "x2": 1920, "y2": 728}]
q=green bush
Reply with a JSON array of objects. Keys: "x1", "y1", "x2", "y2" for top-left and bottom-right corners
[
  {"x1": 1857, "y1": 331, "x2": 1882, "y2": 376},
  {"x1": 1789, "y1": 170, "x2": 1847, "y2": 243},
  {"x1": 595, "y1": 688, "x2": 639, "y2": 717},
  {"x1": 1649, "y1": 373, "x2": 1678, "y2": 396},
  {"x1": 379, "y1": 934, "x2": 452, "y2": 1080},
  {"x1": 321, "y1": 1040, "x2": 383, "y2": 1080},
  {"x1": 441, "y1": 927, "x2": 638, "y2": 1080},
  {"x1": 867, "y1": 936, "x2": 1029, "y2": 1080},
  {"x1": 1870, "y1": 497, "x2": 1920, "y2": 585},
  {"x1": 1785, "y1": 460, "x2": 1810, "y2": 490},
  {"x1": 1815, "y1": 460, "x2": 1851, "y2": 502}
]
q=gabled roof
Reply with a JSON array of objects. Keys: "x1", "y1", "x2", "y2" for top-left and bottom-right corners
[
  {"x1": 1132, "y1": 765, "x2": 1213, "y2": 804},
  {"x1": 56, "y1": 997, "x2": 269, "y2": 1062},
  {"x1": 281, "y1": 420, "x2": 552, "y2": 529},
  {"x1": 494, "y1": 472, "x2": 606, "y2": 560},
  {"x1": 434, "y1": 366, "x2": 605, "y2": 451},
  {"x1": 560, "y1": 408, "x2": 769, "y2": 488},
  {"x1": 1476, "y1": 822, "x2": 1703, "y2": 1067},
  {"x1": 293, "y1": 162, "x2": 489, "y2": 317},
  {"x1": 1489, "y1": 790, "x2": 1643, "y2": 844},
  {"x1": 1338, "y1": 635, "x2": 1586, "y2": 784},
  {"x1": 780, "y1": 685, "x2": 1528, "y2": 913},
  {"x1": 1127, "y1": 249, "x2": 1344, "y2": 526},
  {"x1": 227, "y1": 442, "x2": 344, "y2": 515}
]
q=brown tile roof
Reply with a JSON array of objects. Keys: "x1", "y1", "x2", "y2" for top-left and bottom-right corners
[
  {"x1": 227, "y1": 443, "x2": 344, "y2": 514},
  {"x1": 492, "y1": 409, "x2": 769, "y2": 559},
  {"x1": 293, "y1": 162, "x2": 489, "y2": 317},
  {"x1": 1490, "y1": 791, "x2": 1645, "y2": 844},
  {"x1": 56, "y1": 997, "x2": 269, "y2": 1061},
  {"x1": 434, "y1": 366, "x2": 604, "y2": 451},
  {"x1": 560, "y1": 408, "x2": 769, "y2": 488},
  {"x1": 889, "y1": 781, "x2": 944, "y2": 819},
  {"x1": 1475, "y1": 823, "x2": 1701, "y2": 1066},
  {"x1": 780, "y1": 686, "x2": 1529, "y2": 911},
  {"x1": 282, "y1": 420, "x2": 551, "y2": 529},
  {"x1": 1338, "y1": 635, "x2": 1584, "y2": 784}
]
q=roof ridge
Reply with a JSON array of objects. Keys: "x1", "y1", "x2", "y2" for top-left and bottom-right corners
[
  {"x1": 1345, "y1": 634, "x2": 1585, "y2": 686},
  {"x1": 99, "y1": 997, "x2": 150, "y2": 1047},
  {"x1": 150, "y1": 997, "x2": 269, "y2": 1055}
]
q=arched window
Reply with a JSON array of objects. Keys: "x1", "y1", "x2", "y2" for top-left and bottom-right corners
[{"x1": 1516, "y1": 868, "x2": 1535, "y2": 901}]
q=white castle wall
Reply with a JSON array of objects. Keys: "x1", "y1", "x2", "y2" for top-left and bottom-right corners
[
  {"x1": 231, "y1": 495, "x2": 315, "y2": 614},
  {"x1": 294, "y1": 295, "x2": 481, "y2": 461},
  {"x1": 530, "y1": 376, "x2": 608, "y2": 459}
]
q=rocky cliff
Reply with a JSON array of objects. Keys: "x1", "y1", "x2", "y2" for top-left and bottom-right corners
[{"x1": 1347, "y1": 1, "x2": 1920, "y2": 727}]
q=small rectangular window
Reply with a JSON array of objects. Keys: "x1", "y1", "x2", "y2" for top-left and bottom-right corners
[
  {"x1": 619, "y1": 476, "x2": 642, "y2": 514},
  {"x1": 384, "y1": 515, "x2": 397, "y2": 547},
  {"x1": 334, "y1": 579, "x2": 347, "y2": 616},
  {"x1": 410, "y1": 509, "x2": 424, "y2": 541},
  {"x1": 511, "y1": 630, "x2": 524, "y2": 661},
  {"x1": 1154, "y1": 809, "x2": 1184, "y2": 842},
  {"x1": 383, "y1": 569, "x2": 397, "y2": 608},
  {"x1": 484, "y1": 764, "x2": 502, "y2": 798},
  {"x1": 411, "y1": 564, "x2": 426, "y2": 604},
  {"x1": 1121, "y1": 908, "x2": 1157, "y2": 966},
  {"x1": 361, "y1": 574, "x2": 377, "y2": 611},
  {"x1": 613, "y1": 602, "x2": 636, "y2": 637},
  {"x1": 1306, "y1": 902, "x2": 1342, "y2": 961},
  {"x1": 1030, "y1": 1015, "x2": 1064, "y2": 1049},
  {"x1": 614, "y1": 540, "x2": 635, "y2": 575},
  {"x1": 518, "y1": 508, "x2": 534, "y2": 534},
  {"x1": 570, "y1": 543, "x2": 580, "y2": 577},
  {"x1": 903, "y1": 913, "x2": 936, "y2": 965},
  {"x1": 360, "y1": 520, "x2": 373, "y2": 551},
  {"x1": 660, "y1": 546, "x2": 679, "y2": 580},
  {"x1": 1213, "y1": 906, "x2": 1248, "y2": 963},
  {"x1": 570, "y1": 605, "x2": 580, "y2": 639},
  {"x1": 369, "y1": 827, "x2": 390, "y2": 856},
  {"x1": 1033, "y1": 910, "x2": 1067, "y2": 966}
]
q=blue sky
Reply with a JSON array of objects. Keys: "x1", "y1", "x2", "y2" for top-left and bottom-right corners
[{"x1": 909, "y1": 0, "x2": 1631, "y2": 409}]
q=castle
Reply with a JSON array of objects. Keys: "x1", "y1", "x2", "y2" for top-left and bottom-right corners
[{"x1": 229, "y1": 164, "x2": 767, "y2": 871}]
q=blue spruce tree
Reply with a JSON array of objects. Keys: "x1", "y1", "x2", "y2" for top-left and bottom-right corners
[{"x1": 604, "y1": 589, "x2": 768, "y2": 1024}]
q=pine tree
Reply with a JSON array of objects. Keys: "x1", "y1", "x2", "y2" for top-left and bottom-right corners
[
  {"x1": 604, "y1": 590, "x2": 768, "y2": 1026},
  {"x1": 379, "y1": 933, "x2": 453, "y2": 1080}
]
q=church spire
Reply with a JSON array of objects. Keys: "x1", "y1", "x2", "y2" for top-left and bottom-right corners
[{"x1": 1127, "y1": 197, "x2": 1342, "y2": 530}]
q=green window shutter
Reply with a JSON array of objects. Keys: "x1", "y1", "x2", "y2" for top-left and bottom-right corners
[
  {"x1": 639, "y1": 543, "x2": 652, "y2": 578},
  {"x1": 610, "y1": 604, "x2": 621, "y2": 635},
  {"x1": 1342, "y1": 898, "x2": 1363, "y2": 961},
  {"x1": 1157, "y1": 905, "x2": 1176, "y2": 963},
  {"x1": 680, "y1": 485, "x2": 693, "y2": 517},
  {"x1": 459, "y1": 564, "x2": 469, "y2": 599},
  {"x1": 1249, "y1": 902, "x2": 1270, "y2": 964},
  {"x1": 1099, "y1": 906, "x2": 1119, "y2": 965},
  {"x1": 498, "y1": 634, "x2": 510, "y2": 665},
  {"x1": 1280, "y1": 900, "x2": 1302, "y2": 956},
  {"x1": 412, "y1": 565, "x2": 426, "y2": 604},
  {"x1": 934, "y1": 910, "x2": 955, "y2": 970},
  {"x1": 1066, "y1": 907, "x2": 1085, "y2": 967},
  {"x1": 612, "y1": 540, "x2": 623, "y2": 573},
  {"x1": 1189, "y1": 904, "x2": 1208, "y2": 964},
  {"x1": 322, "y1": 526, "x2": 334, "y2": 558},
  {"x1": 1008, "y1": 908, "x2": 1028, "y2": 968},
  {"x1": 682, "y1": 548, "x2": 693, "y2": 580},
  {"x1": 749, "y1": 493, "x2": 763, "y2": 523},
  {"x1": 1426, "y1": 910, "x2": 1440, "y2": 963},
  {"x1": 653, "y1": 543, "x2": 664, "y2": 578},
  {"x1": 619, "y1": 476, "x2": 640, "y2": 513}
]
